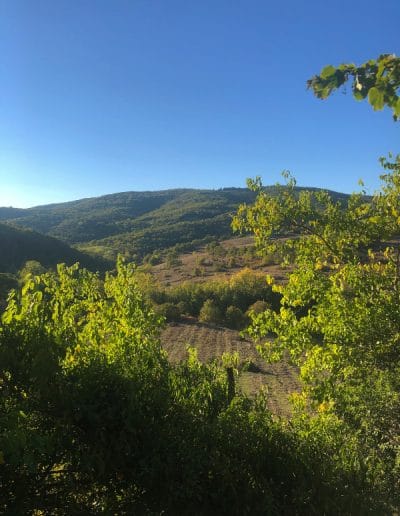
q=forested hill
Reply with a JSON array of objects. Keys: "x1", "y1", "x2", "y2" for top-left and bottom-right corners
[
  {"x1": 0, "y1": 223, "x2": 112, "y2": 274},
  {"x1": 0, "y1": 207, "x2": 26, "y2": 220},
  {"x1": 2, "y1": 189, "x2": 256, "y2": 243},
  {"x1": 2, "y1": 186, "x2": 351, "y2": 262}
]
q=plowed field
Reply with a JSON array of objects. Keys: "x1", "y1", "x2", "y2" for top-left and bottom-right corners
[{"x1": 161, "y1": 320, "x2": 299, "y2": 417}]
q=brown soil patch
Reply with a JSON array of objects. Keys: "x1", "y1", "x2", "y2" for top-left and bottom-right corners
[
  {"x1": 151, "y1": 236, "x2": 290, "y2": 286},
  {"x1": 161, "y1": 320, "x2": 300, "y2": 417}
]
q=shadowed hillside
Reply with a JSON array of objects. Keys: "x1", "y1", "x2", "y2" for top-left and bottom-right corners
[
  {"x1": 0, "y1": 207, "x2": 26, "y2": 219},
  {"x1": 0, "y1": 223, "x2": 111, "y2": 274}
]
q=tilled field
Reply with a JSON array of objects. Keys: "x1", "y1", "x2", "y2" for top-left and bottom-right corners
[{"x1": 161, "y1": 320, "x2": 300, "y2": 417}]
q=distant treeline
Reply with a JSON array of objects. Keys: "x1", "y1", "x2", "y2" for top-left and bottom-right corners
[{"x1": 137, "y1": 268, "x2": 281, "y2": 329}]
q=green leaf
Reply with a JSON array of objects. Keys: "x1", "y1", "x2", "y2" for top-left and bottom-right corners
[
  {"x1": 368, "y1": 87, "x2": 385, "y2": 111},
  {"x1": 353, "y1": 89, "x2": 365, "y2": 101},
  {"x1": 394, "y1": 98, "x2": 400, "y2": 118},
  {"x1": 320, "y1": 65, "x2": 336, "y2": 79},
  {"x1": 320, "y1": 85, "x2": 333, "y2": 99}
]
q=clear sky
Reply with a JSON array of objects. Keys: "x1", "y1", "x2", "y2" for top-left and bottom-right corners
[{"x1": 0, "y1": 0, "x2": 399, "y2": 208}]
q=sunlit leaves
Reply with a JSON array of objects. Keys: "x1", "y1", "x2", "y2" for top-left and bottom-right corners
[
  {"x1": 368, "y1": 86, "x2": 385, "y2": 110},
  {"x1": 236, "y1": 163, "x2": 400, "y2": 503},
  {"x1": 307, "y1": 53, "x2": 400, "y2": 120},
  {"x1": 320, "y1": 65, "x2": 336, "y2": 79}
]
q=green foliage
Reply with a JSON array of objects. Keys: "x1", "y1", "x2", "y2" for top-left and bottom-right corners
[
  {"x1": 165, "y1": 248, "x2": 182, "y2": 269},
  {"x1": 234, "y1": 167, "x2": 400, "y2": 509},
  {"x1": 0, "y1": 259, "x2": 382, "y2": 513},
  {"x1": 0, "y1": 273, "x2": 17, "y2": 310},
  {"x1": 89, "y1": 213, "x2": 236, "y2": 263},
  {"x1": 307, "y1": 53, "x2": 400, "y2": 119},
  {"x1": 149, "y1": 269, "x2": 281, "y2": 327},
  {"x1": 246, "y1": 299, "x2": 269, "y2": 315},
  {"x1": 3, "y1": 187, "x2": 350, "y2": 265},
  {"x1": 225, "y1": 305, "x2": 247, "y2": 330},
  {"x1": 144, "y1": 251, "x2": 162, "y2": 265},
  {"x1": 18, "y1": 260, "x2": 47, "y2": 283},
  {"x1": 199, "y1": 299, "x2": 223, "y2": 324},
  {"x1": 4, "y1": 189, "x2": 258, "y2": 258},
  {"x1": 154, "y1": 302, "x2": 181, "y2": 322}
]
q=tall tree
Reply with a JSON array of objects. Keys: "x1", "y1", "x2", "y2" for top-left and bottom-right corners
[{"x1": 233, "y1": 54, "x2": 400, "y2": 507}]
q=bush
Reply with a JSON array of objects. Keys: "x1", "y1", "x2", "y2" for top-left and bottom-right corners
[
  {"x1": 160, "y1": 270, "x2": 281, "y2": 323},
  {"x1": 193, "y1": 266, "x2": 203, "y2": 277},
  {"x1": 154, "y1": 302, "x2": 181, "y2": 322},
  {"x1": 147, "y1": 252, "x2": 162, "y2": 265},
  {"x1": 225, "y1": 305, "x2": 247, "y2": 330},
  {"x1": 177, "y1": 300, "x2": 190, "y2": 315},
  {"x1": 166, "y1": 250, "x2": 182, "y2": 268},
  {"x1": 199, "y1": 299, "x2": 223, "y2": 324},
  {"x1": 227, "y1": 256, "x2": 237, "y2": 268},
  {"x1": 197, "y1": 256, "x2": 212, "y2": 266},
  {"x1": 246, "y1": 300, "x2": 269, "y2": 315}
]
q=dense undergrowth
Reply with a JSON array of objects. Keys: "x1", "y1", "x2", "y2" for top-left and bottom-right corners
[{"x1": 0, "y1": 261, "x2": 395, "y2": 514}]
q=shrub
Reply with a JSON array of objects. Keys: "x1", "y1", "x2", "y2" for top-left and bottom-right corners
[
  {"x1": 199, "y1": 299, "x2": 223, "y2": 324},
  {"x1": 227, "y1": 256, "x2": 237, "y2": 268},
  {"x1": 148, "y1": 252, "x2": 162, "y2": 265},
  {"x1": 154, "y1": 302, "x2": 181, "y2": 322},
  {"x1": 225, "y1": 305, "x2": 247, "y2": 330},
  {"x1": 166, "y1": 250, "x2": 182, "y2": 268},
  {"x1": 246, "y1": 300, "x2": 269, "y2": 315},
  {"x1": 197, "y1": 256, "x2": 212, "y2": 266},
  {"x1": 177, "y1": 300, "x2": 190, "y2": 315}
]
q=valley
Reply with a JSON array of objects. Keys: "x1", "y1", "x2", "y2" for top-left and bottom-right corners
[
  {"x1": 3, "y1": 4, "x2": 398, "y2": 508},
  {"x1": 2, "y1": 179, "x2": 398, "y2": 512},
  {"x1": 0, "y1": 186, "x2": 300, "y2": 413}
]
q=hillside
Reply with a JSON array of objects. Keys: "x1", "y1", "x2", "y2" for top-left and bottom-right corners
[
  {"x1": 3, "y1": 186, "x2": 351, "y2": 262},
  {"x1": 0, "y1": 222, "x2": 111, "y2": 274},
  {"x1": 0, "y1": 207, "x2": 26, "y2": 219},
  {"x1": 147, "y1": 235, "x2": 290, "y2": 286},
  {"x1": 3, "y1": 188, "x2": 255, "y2": 242}
]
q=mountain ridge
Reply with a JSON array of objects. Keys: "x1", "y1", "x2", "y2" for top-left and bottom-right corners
[{"x1": 1, "y1": 186, "x2": 353, "y2": 263}]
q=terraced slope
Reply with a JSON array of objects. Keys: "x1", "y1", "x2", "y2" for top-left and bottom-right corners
[{"x1": 161, "y1": 320, "x2": 299, "y2": 417}]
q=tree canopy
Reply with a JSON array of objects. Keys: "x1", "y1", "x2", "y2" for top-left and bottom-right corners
[{"x1": 233, "y1": 53, "x2": 400, "y2": 510}]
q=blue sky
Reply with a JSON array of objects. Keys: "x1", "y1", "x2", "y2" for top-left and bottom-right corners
[{"x1": 0, "y1": 0, "x2": 399, "y2": 207}]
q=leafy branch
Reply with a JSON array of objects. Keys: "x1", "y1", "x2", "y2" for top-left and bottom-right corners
[{"x1": 307, "y1": 53, "x2": 400, "y2": 120}]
